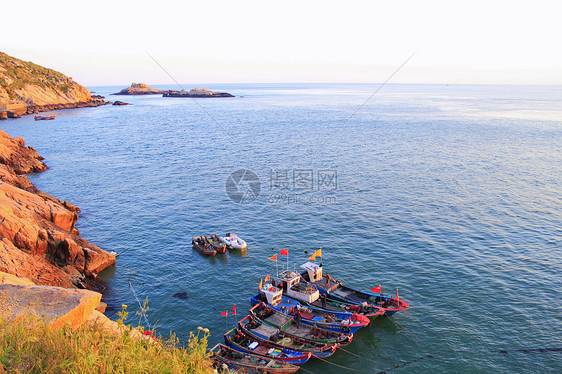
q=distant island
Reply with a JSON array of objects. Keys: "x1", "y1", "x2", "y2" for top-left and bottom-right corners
[
  {"x1": 113, "y1": 83, "x2": 234, "y2": 98},
  {"x1": 111, "y1": 82, "x2": 165, "y2": 95},
  {"x1": 163, "y1": 88, "x2": 234, "y2": 98},
  {"x1": 0, "y1": 51, "x2": 108, "y2": 119}
]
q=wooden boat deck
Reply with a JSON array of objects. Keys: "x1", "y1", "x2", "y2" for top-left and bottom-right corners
[
  {"x1": 265, "y1": 313, "x2": 292, "y2": 327},
  {"x1": 283, "y1": 325, "x2": 312, "y2": 338},
  {"x1": 252, "y1": 323, "x2": 279, "y2": 338}
]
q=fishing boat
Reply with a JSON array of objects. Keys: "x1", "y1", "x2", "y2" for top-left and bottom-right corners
[
  {"x1": 249, "y1": 303, "x2": 352, "y2": 348},
  {"x1": 205, "y1": 234, "x2": 226, "y2": 253},
  {"x1": 274, "y1": 270, "x2": 319, "y2": 303},
  {"x1": 250, "y1": 282, "x2": 370, "y2": 334},
  {"x1": 224, "y1": 328, "x2": 312, "y2": 365},
  {"x1": 34, "y1": 115, "x2": 56, "y2": 120},
  {"x1": 273, "y1": 269, "x2": 384, "y2": 320},
  {"x1": 238, "y1": 315, "x2": 337, "y2": 358},
  {"x1": 210, "y1": 343, "x2": 299, "y2": 374},
  {"x1": 191, "y1": 236, "x2": 216, "y2": 256},
  {"x1": 220, "y1": 232, "x2": 247, "y2": 250},
  {"x1": 295, "y1": 294, "x2": 385, "y2": 320},
  {"x1": 299, "y1": 262, "x2": 409, "y2": 316}
]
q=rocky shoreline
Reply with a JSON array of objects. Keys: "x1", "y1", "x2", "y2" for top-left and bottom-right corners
[
  {"x1": 0, "y1": 130, "x2": 115, "y2": 291},
  {"x1": 0, "y1": 98, "x2": 109, "y2": 119}
]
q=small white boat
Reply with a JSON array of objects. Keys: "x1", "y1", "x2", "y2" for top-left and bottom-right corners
[{"x1": 220, "y1": 233, "x2": 247, "y2": 250}]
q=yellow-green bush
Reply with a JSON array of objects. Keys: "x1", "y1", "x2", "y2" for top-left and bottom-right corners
[{"x1": 0, "y1": 313, "x2": 214, "y2": 374}]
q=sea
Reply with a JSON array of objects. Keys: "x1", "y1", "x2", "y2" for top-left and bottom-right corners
[{"x1": 1, "y1": 83, "x2": 561, "y2": 373}]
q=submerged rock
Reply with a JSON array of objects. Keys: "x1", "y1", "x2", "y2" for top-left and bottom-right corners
[{"x1": 173, "y1": 292, "x2": 188, "y2": 300}]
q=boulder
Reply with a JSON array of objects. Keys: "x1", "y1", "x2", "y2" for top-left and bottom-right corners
[
  {"x1": 112, "y1": 100, "x2": 129, "y2": 106},
  {"x1": 0, "y1": 283, "x2": 101, "y2": 331},
  {"x1": 0, "y1": 130, "x2": 48, "y2": 175}
]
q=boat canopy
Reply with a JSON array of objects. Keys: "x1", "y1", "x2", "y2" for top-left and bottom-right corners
[{"x1": 300, "y1": 262, "x2": 323, "y2": 283}]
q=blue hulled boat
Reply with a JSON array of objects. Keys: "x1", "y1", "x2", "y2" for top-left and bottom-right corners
[
  {"x1": 274, "y1": 268, "x2": 385, "y2": 320},
  {"x1": 238, "y1": 314, "x2": 337, "y2": 358},
  {"x1": 249, "y1": 302, "x2": 353, "y2": 348},
  {"x1": 300, "y1": 261, "x2": 409, "y2": 316},
  {"x1": 224, "y1": 328, "x2": 312, "y2": 365},
  {"x1": 250, "y1": 281, "x2": 370, "y2": 334}
]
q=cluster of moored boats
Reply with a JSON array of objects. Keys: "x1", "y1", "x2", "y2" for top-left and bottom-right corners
[
  {"x1": 192, "y1": 233, "x2": 247, "y2": 256},
  {"x1": 210, "y1": 259, "x2": 409, "y2": 373},
  {"x1": 34, "y1": 115, "x2": 56, "y2": 121}
]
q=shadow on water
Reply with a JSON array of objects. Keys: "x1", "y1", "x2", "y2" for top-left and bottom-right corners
[
  {"x1": 227, "y1": 248, "x2": 248, "y2": 258},
  {"x1": 191, "y1": 249, "x2": 229, "y2": 264},
  {"x1": 98, "y1": 263, "x2": 116, "y2": 281}
]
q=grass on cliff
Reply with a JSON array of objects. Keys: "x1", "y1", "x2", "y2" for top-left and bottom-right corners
[
  {"x1": 0, "y1": 310, "x2": 214, "y2": 374},
  {"x1": 0, "y1": 52, "x2": 73, "y2": 100}
]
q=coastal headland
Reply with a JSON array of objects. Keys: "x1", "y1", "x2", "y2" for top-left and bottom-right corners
[
  {"x1": 0, "y1": 51, "x2": 109, "y2": 119},
  {"x1": 0, "y1": 51, "x2": 116, "y2": 289},
  {"x1": 0, "y1": 129, "x2": 116, "y2": 289},
  {"x1": 0, "y1": 53, "x2": 214, "y2": 372}
]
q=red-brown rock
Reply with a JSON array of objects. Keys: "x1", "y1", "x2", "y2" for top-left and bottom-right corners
[{"x1": 0, "y1": 130, "x2": 115, "y2": 290}]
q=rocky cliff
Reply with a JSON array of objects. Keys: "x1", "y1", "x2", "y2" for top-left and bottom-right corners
[
  {"x1": 0, "y1": 130, "x2": 115, "y2": 289},
  {"x1": 0, "y1": 51, "x2": 107, "y2": 118}
]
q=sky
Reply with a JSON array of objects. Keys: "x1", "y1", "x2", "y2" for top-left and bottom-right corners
[{"x1": 1, "y1": 0, "x2": 561, "y2": 86}]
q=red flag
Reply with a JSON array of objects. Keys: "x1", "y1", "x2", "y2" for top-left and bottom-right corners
[
  {"x1": 268, "y1": 254, "x2": 277, "y2": 262},
  {"x1": 220, "y1": 311, "x2": 227, "y2": 317},
  {"x1": 280, "y1": 249, "x2": 288, "y2": 256},
  {"x1": 231, "y1": 304, "x2": 237, "y2": 315},
  {"x1": 264, "y1": 274, "x2": 271, "y2": 283},
  {"x1": 371, "y1": 286, "x2": 382, "y2": 293}
]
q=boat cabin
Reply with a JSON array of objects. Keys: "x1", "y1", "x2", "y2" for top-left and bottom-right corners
[
  {"x1": 261, "y1": 283, "x2": 283, "y2": 306},
  {"x1": 274, "y1": 270, "x2": 320, "y2": 304},
  {"x1": 300, "y1": 262, "x2": 323, "y2": 283}
]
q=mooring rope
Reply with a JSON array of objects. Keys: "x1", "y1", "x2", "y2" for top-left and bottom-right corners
[
  {"x1": 125, "y1": 275, "x2": 152, "y2": 331},
  {"x1": 114, "y1": 268, "x2": 214, "y2": 330},
  {"x1": 337, "y1": 347, "x2": 387, "y2": 364},
  {"x1": 312, "y1": 355, "x2": 362, "y2": 372},
  {"x1": 387, "y1": 317, "x2": 438, "y2": 352},
  {"x1": 374, "y1": 353, "x2": 435, "y2": 374}
]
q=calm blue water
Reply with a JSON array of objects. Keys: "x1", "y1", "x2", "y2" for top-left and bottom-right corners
[{"x1": 2, "y1": 83, "x2": 561, "y2": 373}]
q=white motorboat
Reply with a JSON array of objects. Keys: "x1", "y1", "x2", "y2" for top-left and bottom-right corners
[{"x1": 220, "y1": 233, "x2": 247, "y2": 250}]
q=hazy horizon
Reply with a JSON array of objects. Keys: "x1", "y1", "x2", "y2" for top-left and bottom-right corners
[{"x1": 2, "y1": 0, "x2": 561, "y2": 87}]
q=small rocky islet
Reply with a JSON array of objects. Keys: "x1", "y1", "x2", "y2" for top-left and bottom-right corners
[{"x1": 112, "y1": 82, "x2": 234, "y2": 98}]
